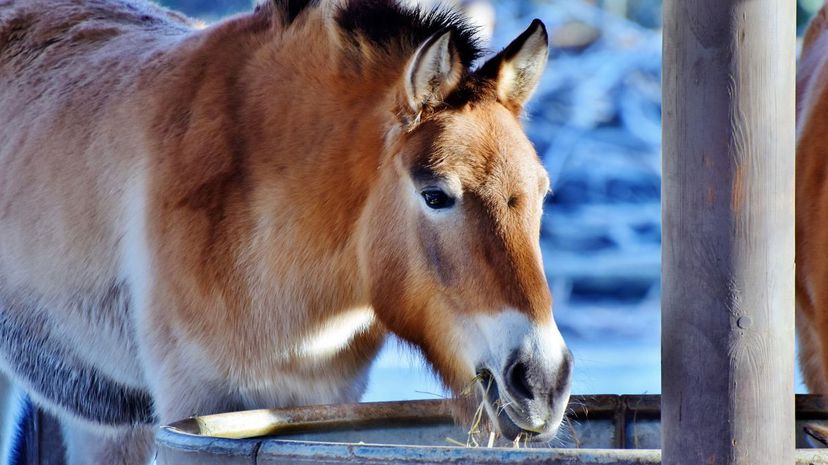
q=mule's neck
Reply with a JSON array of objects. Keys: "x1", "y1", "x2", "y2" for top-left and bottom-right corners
[
  {"x1": 229, "y1": 10, "x2": 406, "y2": 308},
  {"x1": 151, "y1": 7, "x2": 411, "y2": 315}
]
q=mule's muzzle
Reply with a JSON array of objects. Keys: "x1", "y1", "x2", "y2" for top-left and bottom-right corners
[{"x1": 478, "y1": 347, "x2": 573, "y2": 441}]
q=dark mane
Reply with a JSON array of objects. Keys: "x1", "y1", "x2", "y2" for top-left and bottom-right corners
[
  {"x1": 260, "y1": 0, "x2": 320, "y2": 24},
  {"x1": 260, "y1": 0, "x2": 492, "y2": 107},
  {"x1": 335, "y1": 0, "x2": 483, "y2": 68}
]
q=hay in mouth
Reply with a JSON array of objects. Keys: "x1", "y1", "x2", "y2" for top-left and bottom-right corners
[
  {"x1": 477, "y1": 369, "x2": 531, "y2": 442},
  {"x1": 446, "y1": 370, "x2": 536, "y2": 448}
]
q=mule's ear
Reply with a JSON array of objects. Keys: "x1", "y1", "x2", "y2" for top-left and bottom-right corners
[
  {"x1": 402, "y1": 29, "x2": 463, "y2": 118},
  {"x1": 477, "y1": 19, "x2": 548, "y2": 113}
]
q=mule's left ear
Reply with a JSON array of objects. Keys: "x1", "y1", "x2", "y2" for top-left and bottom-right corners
[
  {"x1": 402, "y1": 29, "x2": 464, "y2": 120},
  {"x1": 477, "y1": 19, "x2": 548, "y2": 113}
]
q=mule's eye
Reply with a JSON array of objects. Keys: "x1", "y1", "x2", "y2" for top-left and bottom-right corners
[{"x1": 421, "y1": 189, "x2": 455, "y2": 209}]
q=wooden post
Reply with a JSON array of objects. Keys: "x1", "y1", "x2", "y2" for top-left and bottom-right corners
[{"x1": 662, "y1": 1, "x2": 795, "y2": 464}]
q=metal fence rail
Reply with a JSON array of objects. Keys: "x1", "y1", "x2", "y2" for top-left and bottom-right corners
[{"x1": 152, "y1": 396, "x2": 828, "y2": 465}]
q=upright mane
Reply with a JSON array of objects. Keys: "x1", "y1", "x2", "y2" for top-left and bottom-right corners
[
  {"x1": 334, "y1": 0, "x2": 482, "y2": 68},
  {"x1": 259, "y1": 0, "x2": 481, "y2": 64},
  {"x1": 261, "y1": 1, "x2": 480, "y2": 72}
]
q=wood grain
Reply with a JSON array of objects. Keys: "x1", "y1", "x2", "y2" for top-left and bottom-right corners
[{"x1": 662, "y1": 1, "x2": 795, "y2": 464}]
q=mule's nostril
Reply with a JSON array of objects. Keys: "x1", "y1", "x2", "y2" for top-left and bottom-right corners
[{"x1": 507, "y1": 360, "x2": 534, "y2": 401}]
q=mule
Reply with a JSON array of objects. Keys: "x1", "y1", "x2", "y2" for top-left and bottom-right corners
[
  {"x1": 798, "y1": 4, "x2": 828, "y2": 401},
  {"x1": 0, "y1": 0, "x2": 571, "y2": 462}
]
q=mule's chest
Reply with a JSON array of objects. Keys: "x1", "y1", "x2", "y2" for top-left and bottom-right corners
[{"x1": 234, "y1": 308, "x2": 385, "y2": 409}]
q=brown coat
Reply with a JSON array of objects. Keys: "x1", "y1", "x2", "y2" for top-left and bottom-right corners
[{"x1": 0, "y1": 0, "x2": 568, "y2": 462}]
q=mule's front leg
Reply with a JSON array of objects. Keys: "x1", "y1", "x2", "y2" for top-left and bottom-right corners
[
  {"x1": 133, "y1": 281, "x2": 244, "y2": 426},
  {"x1": 143, "y1": 343, "x2": 246, "y2": 465},
  {"x1": 143, "y1": 341, "x2": 243, "y2": 425}
]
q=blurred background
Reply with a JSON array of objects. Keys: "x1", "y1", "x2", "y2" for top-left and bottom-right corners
[{"x1": 156, "y1": 0, "x2": 822, "y2": 399}]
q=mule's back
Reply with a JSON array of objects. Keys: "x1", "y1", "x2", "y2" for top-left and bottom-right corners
[
  {"x1": 0, "y1": 0, "x2": 196, "y2": 426},
  {"x1": 0, "y1": 0, "x2": 192, "y2": 297},
  {"x1": 0, "y1": 0, "x2": 192, "y2": 121}
]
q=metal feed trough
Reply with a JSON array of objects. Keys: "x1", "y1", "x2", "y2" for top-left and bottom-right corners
[{"x1": 156, "y1": 395, "x2": 828, "y2": 464}]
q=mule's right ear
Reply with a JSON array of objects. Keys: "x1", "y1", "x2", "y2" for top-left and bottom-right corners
[
  {"x1": 401, "y1": 29, "x2": 464, "y2": 123},
  {"x1": 476, "y1": 19, "x2": 548, "y2": 114}
]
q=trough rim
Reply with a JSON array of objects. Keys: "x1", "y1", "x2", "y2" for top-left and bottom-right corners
[{"x1": 155, "y1": 395, "x2": 828, "y2": 464}]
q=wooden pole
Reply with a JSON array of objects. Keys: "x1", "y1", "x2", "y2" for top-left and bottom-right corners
[{"x1": 661, "y1": 1, "x2": 795, "y2": 464}]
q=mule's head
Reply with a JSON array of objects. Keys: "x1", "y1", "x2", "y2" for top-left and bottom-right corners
[{"x1": 359, "y1": 20, "x2": 571, "y2": 440}]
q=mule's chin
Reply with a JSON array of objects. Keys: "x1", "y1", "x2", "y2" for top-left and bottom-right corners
[
  {"x1": 478, "y1": 370, "x2": 559, "y2": 442},
  {"x1": 476, "y1": 370, "x2": 561, "y2": 442}
]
